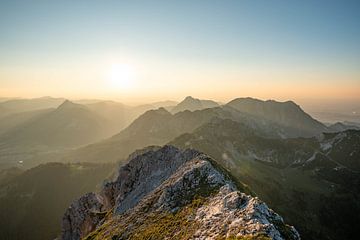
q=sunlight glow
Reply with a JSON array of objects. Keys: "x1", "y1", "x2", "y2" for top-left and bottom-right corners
[{"x1": 107, "y1": 64, "x2": 135, "y2": 90}]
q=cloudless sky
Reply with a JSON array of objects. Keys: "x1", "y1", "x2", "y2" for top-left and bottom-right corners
[{"x1": 0, "y1": 0, "x2": 359, "y2": 104}]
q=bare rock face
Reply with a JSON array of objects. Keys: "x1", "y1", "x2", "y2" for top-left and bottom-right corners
[
  {"x1": 61, "y1": 193, "x2": 104, "y2": 240},
  {"x1": 193, "y1": 186, "x2": 300, "y2": 239},
  {"x1": 61, "y1": 145, "x2": 300, "y2": 240}
]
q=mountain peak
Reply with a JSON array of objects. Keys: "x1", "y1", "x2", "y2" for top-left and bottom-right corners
[
  {"x1": 138, "y1": 107, "x2": 171, "y2": 118},
  {"x1": 284, "y1": 100, "x2": 297, "y2": 105},
  {"x1": 171, "y1": 96, "x2": 219, "y2": 113},
  {"x1": 179, "y1": 96, "x2": 202, "y2": 105},
  {"x1": 57, "y1": 100, "x2": 85, "y2": 110},
  {"x1": 228, "y1": 97, "x2": 298, "y2": 106},
  {"x1": 61, "y1": 145, "x2": 300, "y2": 240},
  {"x1": 226, "y1": 97, "x2": 327, "y2": 136},
  {"x1": 229, "y1": 97, "x2": 263, "y2": 104},
  {"x1": 156, "y1": 107, "x2": 171, "y2": 114},
  {"x1": 184, "y1": 95, "x2": 197, "y2": 101}
]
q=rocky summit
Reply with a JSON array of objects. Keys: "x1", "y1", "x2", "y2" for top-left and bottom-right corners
[{"x1": 61, "y1": 145, "x2": 300, "y2": 240}]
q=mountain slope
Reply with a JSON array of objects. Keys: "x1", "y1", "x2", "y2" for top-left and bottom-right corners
[
  {"x1": 85, "y1": 100, "x2": 179, "y2": 132},
  {"x1": 328, "y1": 122, "x2": 360, "y2": 132},
  {"x1": 171, "y1": 120, "x2": 360, "y2": 240},
  {"x1": 62, "y1": 107, "x2": 223, "y2": 163},
  {"x1": 149, "y1": 100, "x2": 178, "y2": 109},
  {"x1": 61, "y1": 146, "x2": 300, "y2": 240},
  {"x1": 0, "y1": 96, "x2": 65, "y2": 114},
  {"x1": 62, "y1": 99, "x2": 329, "y2": 164},
  {"x1": 0, "y1": 100, "x2": 119, "y2": 169},
  {"x1": 0, "y1": 162, "x2": 115, "y2": 240},
  {"x1": 0, "y1": 105, "x2": 14, "y2": 119},
  {"x1": 171, "y1": 118, "x2": 318, "y2": 168},
  {"x1": 172, "y1": 118, "x2": 360, "y2": 172},
  {"x1": 85, "y1": 101, "x2": 133, "y2": 132},
  {"x1": 171, "y1": 96, "x2": 219, "y2": 113},
  {"x1": 0, "y1": 108, "x2": 53, "y2": 135},
  {"x1": 317, "y1": 130, "x2": 360, "y2": 171},
  {"x1": 227, "y1": 98, "x2": 328, "y2": 137},
  {"x1": 0, "y1": 100, "x2": 109, "y2": 149}
]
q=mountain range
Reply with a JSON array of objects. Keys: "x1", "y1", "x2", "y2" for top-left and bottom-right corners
[
  {"x1": 0, "y1": 97, "x2": 66, "y2": 117},
  {"x1": 171, "y1": 119, "x2": 360, "y2": 240},
  {"x1": 0, "y1": 97, "x2": 179, "y2": 169},
  {"x1": 60, "y1": 97, "x2": 331, "y2": 164},
  {"x1": 0, "y1": 95, "x2": 359, "y2": 240}
]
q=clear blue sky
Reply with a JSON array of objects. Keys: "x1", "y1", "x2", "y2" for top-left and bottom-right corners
[{"x1": 0, "y1": 0, "x2": 359, "y2": 102}]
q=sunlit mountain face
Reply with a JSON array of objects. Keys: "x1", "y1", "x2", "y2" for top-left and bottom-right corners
[{"x1": 1, "y1": 1, "x2": 359, "y2": 240}]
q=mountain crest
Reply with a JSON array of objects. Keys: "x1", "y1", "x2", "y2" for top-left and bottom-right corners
[
  {"x1": 57, "y1": 100, "x2": 85, "y2": 110},
  {"x1": 171, "y1": 96, "x2": 219, "y2": 113},
  {"x1": 183, "y1": 95, "x2": 200, "y2": 102},
  {"x1": 61, "y1": 145, "x2": 300, "y2": 240},
  {"x1": 226, "y1": 97, "x2": 327, "y2": 136}
]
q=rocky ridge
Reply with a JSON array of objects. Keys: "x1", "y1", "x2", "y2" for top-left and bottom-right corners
[{"x1": 61, "y1": 145, "x2": 300, "y2": 240}]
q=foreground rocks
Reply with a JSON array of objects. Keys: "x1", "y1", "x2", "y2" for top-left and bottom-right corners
[{"x1": 61, "y1": 145, "x2": 300, "y2": 240}]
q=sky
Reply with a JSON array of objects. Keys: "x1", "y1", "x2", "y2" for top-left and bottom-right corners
[{"x1": 0, "y1": 0, "x2": 359, "y2": 104}]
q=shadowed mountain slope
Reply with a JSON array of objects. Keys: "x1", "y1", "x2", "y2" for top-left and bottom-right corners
[{"x1": 0, "y1": 162, "x2": 115, "y2": 240}]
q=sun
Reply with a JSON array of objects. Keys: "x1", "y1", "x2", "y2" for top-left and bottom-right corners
[{"x1": 107, "y1": 64, "x2": 135, "y2": 90}]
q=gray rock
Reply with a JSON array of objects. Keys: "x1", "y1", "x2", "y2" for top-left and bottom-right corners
[{"x1": 61, "y1": 145, "x2": 300, "y2": 240}]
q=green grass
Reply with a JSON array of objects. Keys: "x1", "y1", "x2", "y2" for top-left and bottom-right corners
[
  {"x1": 217, "y1": 233, "x2": 271, "y2": 240},
  {"x1": 84, "y1": 197, "x2": 206, "y2": 240}
]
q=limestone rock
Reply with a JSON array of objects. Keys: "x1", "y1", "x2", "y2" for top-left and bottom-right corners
[{"x1": 61, "y1": 145, "x2": 300, "y2": 240}]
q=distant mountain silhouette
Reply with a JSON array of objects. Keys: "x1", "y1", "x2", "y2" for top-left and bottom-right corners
[
  {"x1": 0, "y1": 97, "x2": 65, "y2": 115},
  {"x1": 171, "y1": 96, "x2": 219, "y2": 113},
  {"x1": 0, "y1": 100, "x2": 112, "y2": 149},
  {"x1": 0, "y1": 99, "x2": 183, "y2": 169},
  {"x1": 150, "y1": 100, "x2": 178, "y2": 108},
  {"x1": 85, "y1": 101, "x2": 133, "y2": 133},
  {"x1": 0, "y1": 96, "x2": 358, "y2": 240},
  {"x1": 0, "y1": 100, "x2": 116, "y2": 169},
  {"x1": 63, "y1": 98, "x2": 328, "y2": 164},
  {"x1": 62, "y1": 107, "x2": 227, "y2": 163},
  {"x1": 328, "y1": 122, "x2": 360, "y2": 132},
  {"x1": 226, "y1": 97, "x2": 328, "y2": 136}
]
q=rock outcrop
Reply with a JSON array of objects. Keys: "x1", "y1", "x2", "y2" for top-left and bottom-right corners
[{"x1": 61, "y1": 145, "x2": 300, "y2": 240}]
